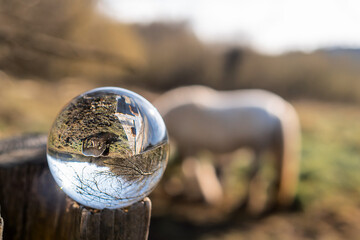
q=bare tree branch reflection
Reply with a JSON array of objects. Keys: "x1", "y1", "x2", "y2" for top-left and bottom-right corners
[{"x1": 48, "y1": 143, "x2": 168, "y2": 208}]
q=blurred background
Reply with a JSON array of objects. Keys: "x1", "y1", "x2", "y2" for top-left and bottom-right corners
[{"x1": 2, "y1": 0, "x2": 360, "y2": 239}]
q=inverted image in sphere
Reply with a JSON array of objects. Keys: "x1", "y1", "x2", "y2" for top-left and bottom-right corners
[{"x1": 47, "y1": 87, "x2": 169, "y2": 209}]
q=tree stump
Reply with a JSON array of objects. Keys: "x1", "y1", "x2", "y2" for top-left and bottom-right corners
[{"x1": 0, "y1": 134, "x2": 151, "y2": 240}]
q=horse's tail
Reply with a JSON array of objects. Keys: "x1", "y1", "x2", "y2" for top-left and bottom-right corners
[{"x1": 276, "y1": 101, "x2": 301, "y2": 207}]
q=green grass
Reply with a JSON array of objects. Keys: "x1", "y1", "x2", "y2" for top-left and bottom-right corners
[{"x1": 296, "y1": 101, "x2": 360, "y2": 208}]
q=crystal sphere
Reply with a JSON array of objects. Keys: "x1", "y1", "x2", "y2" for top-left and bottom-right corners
[{"x1": 47, "y1": 87, "x2": 169, "y2": 209}]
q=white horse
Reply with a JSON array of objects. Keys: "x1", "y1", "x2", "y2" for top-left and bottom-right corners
[{"x1": 154, "y1": 85, "x2": 301, "y2": 210}]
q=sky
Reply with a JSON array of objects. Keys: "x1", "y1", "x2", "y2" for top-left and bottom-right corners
[{"x1": 98, "y1": 0, "x2": 360, "y2": 55}]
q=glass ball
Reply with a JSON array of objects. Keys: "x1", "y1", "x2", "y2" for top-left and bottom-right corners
[{"x1": 47, "y1": 87, "x2": 169, "y2": 209}]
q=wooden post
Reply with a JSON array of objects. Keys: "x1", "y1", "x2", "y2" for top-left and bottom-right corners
[{"x1": 0, "y1": 135, "x2": 151, "y2": 240}]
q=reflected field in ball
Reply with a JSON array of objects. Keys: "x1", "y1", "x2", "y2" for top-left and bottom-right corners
[{"x1": 47, "y1": 87, "x2": 169, "y2": 209}]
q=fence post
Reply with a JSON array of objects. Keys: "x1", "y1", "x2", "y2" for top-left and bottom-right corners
[{"x1": 0, "y1": 135, "x2": 151, "y2": 240}]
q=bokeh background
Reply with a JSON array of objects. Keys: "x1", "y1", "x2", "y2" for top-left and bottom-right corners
[{"x1": 2, "y1": 0, "x2": 360, "y2": 239}]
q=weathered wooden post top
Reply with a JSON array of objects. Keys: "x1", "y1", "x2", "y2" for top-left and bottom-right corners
[{"x1": 0, "y1": 87, "x2": 169, "y2": 240}]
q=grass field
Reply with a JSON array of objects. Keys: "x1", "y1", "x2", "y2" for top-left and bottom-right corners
[{"x1": 2, "y1": 76, "x2": 360, "y2": 239}]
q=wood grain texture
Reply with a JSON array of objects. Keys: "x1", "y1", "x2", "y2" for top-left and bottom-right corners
[{"x1": 0, "y1": 135, "x2": 151, "y2": 240}]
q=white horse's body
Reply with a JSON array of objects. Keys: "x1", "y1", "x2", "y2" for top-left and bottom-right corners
[{"x1": 154, "y1": 85, "x2": 301, "y2": 208}]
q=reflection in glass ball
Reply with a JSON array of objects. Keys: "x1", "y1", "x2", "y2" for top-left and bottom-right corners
[{"x1": 47, "y1": 87, "x2": 169, "y2": 209}]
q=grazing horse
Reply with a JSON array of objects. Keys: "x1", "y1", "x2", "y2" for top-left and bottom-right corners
[{"x1": 154, "y1": 85, "x2": 301, "y2": 210}]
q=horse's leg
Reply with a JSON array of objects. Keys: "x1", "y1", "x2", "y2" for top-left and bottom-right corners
[
  {"x1": 181, "y1": 156, "x2": 223, "y2": 205},
  {"x1": 181, "y1": 156, "x2": 204, "y2": 201},
  {"x1": 273, "y1": 106, "x2": 301, "y2": 208},
  {"x1": 195, "y1": 156, "x2": 223, "y2": 205},
  {"x1": 243, "y1": 149, "x2": 266, "y2": 214},
  {"x1": 215, "y1": 152, "x2": 234, "y2": 185}
]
